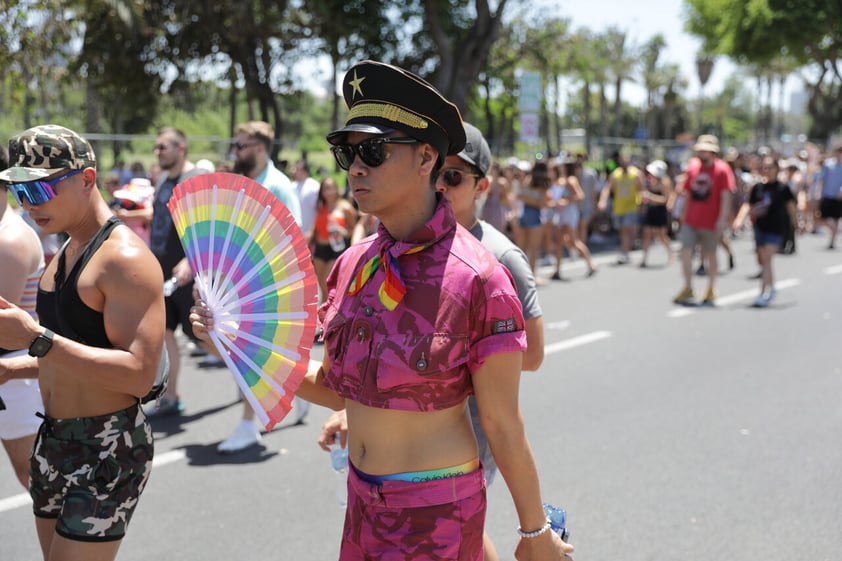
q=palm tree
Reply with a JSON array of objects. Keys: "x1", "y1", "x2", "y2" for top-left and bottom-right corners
[
  {"x1": 695, "y1": 53, "x2": 715, "y2": 133},
  {"x1": 640, "y1": 34, "x2": 667, "y2": 143},
  {"x1": 604, "y1": 28, "x2": 637, "y2": 138}
]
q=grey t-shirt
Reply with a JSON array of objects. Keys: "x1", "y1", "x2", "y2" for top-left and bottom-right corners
[{"x1": 469, "y1": 220, "x2": 542, "y2": 320}]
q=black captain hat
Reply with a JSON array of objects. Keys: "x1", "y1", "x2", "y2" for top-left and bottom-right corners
[{"x1": 326, "y1": 60, "x2": 466, "y2": 164}]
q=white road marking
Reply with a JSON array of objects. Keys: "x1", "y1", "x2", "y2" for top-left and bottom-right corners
[
  {"x1": 667, "y1": 278, "x2": 802, "y2": 318},
  {"x1": 153, "y1": 449, "x2": 187, "y2": 467},
  {"x1": 0, "y1": 492, "x2": 31, "y2": 513},
  {"x1": 0, "y1": 449, "x2": 188, "y2": 515},
  {"x1": 545, "y1": 331, "x2": 612, "y2": 355},
  {"x1": 546, "y1": 320, "x2": 571, "y2": 330},
  {"x1": 824, "y1": 264, "x2": 842, "y2": 275}
]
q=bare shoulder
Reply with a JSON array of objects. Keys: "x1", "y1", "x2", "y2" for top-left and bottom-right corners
[
  {"x1": 98, "y1": 224, "x2": 163, "y2": 287},
  {"x1": 0, "y1": 215, "x2": 41, "y2": 268}
]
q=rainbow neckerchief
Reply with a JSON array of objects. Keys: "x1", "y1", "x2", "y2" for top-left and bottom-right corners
[{"x1": 348, "y1": 242, "x2": 428, "y2": 310}]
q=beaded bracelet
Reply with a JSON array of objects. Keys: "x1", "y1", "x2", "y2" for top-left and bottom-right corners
[{"x1": 517, "y1": 518, "x2": 552, "y2": 538}]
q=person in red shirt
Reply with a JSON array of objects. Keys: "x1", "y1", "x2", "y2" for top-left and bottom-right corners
[{"x1": 673, "y1": 135, "x2": 735, "y2": 305}]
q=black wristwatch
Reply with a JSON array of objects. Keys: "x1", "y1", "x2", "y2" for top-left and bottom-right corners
[{"x1": 28, "y1": 329, "x2": 55, "y2": 358}]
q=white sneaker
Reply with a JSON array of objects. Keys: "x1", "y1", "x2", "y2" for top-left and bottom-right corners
[
  {"x1": 767, "y1": 288, "x2": 777, "y2": 302},
  {"x1": 753, "y1": 294, "x2": 769, "y2": 308},
  {"x1": 291, "y1": 396, "x2": 311, "y2": 425},
  {"x1": 217, "y1": 421, "x2": 261, "y2": 454}
]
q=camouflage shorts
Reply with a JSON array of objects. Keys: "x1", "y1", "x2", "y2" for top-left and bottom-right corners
[
  {"x1": 339, "y1": 462, "x2": 486, "y2": 561},
  {"x1": 29, "y1": 403, "x2": 154, "y2": 542}
]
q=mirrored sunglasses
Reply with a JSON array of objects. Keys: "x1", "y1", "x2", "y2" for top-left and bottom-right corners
[
  {"x1": 9, "y1": 169, "x2": 83, "y2": 206},
  {"x1": 330, "y1": 137, "x2": 419, "y2": 170},
  {"x1": 440, "y1": 168, "x2": 482, "y2": 188}
]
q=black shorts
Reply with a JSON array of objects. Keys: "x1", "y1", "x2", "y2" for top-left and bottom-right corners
[
  {"x1": 165, "y1": 282, "x2": 197, "y2": 339},
  {"x1": 643, "y1": 205, "x2": 669, "y2": 228},
  {"x1": 313, "y1": 241, "x2": 347, "y2": 262},
  {"x1": 819, "y1": 198, "x2": 842, "y2": 220}
]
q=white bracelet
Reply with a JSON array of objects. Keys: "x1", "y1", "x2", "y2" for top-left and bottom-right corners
[{"x1": 517, "y1": 518, "x2": 552, "y2": 538}]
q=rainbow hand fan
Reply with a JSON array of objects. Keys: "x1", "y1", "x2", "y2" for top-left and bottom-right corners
[{"x1": 167, "y1": 172, "x2": 318, "y2": 430}]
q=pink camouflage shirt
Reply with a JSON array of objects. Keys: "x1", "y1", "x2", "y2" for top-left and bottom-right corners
[{"x1": 318, "y1": 195, "x2": 526, "y2": 412}]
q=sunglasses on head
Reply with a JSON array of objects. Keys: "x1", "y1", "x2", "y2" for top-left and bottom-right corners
[
  {"x1": 330, "y1": 137, "x2": 419, "y2": 170},
  {"x1": 9, "y1": 169, "x2": 83, "y2": 207},
  {"x1": 440, "y1": 168, "x2": 482, "y2": 188}
]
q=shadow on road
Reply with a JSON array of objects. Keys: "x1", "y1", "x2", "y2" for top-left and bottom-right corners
[
  {"x1": 147, "y1": 399, "x2": 241, "y2": 438},
  {"x1": 178, "y1": 442, "x2": 279, "y2": 466}
]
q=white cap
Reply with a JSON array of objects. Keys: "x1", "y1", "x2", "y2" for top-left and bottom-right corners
[{"x1": 196, "y1": 158, "x2": 216, "y2": 172}]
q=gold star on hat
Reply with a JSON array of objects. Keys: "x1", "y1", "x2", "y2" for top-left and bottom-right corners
[
  {"x1": 326, "y1": 60, "x2": 466, "y2": 165},
  {"x1": 348, "y1": 70, "x2": 365, "y2": 99}
]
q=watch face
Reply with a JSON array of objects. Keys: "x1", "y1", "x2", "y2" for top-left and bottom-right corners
[{"x1": 29, "y1": 334, "x2": 53, "y2": 357}]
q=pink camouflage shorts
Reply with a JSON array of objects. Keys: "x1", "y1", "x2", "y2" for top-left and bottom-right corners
[{"x1": 338, "y1": 462, "x2": 486, "y2": 561}]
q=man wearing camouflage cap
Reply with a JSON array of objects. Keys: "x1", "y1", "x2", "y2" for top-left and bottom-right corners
[
  {"x1": 0, "y1": 124, "x2": 165, "y2": 560},
  {"x1": 195, "y1": 61, "x2": 571, "y2": 560}
]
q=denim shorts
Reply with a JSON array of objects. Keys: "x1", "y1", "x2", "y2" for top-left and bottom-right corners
[
  {"x1": 754, "y1": 227, "x2": 783, "y2": 248},
  {"x1": 519, "y1": 206, "x2": 543, "y2": 228},
  {"x1": 613, "y1": 211, "x2": 640, "y2": 228}
]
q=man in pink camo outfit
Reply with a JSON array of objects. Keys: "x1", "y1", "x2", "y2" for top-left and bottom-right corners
[{"x1": 192, "y1": 60, "x2": 573, "y2": 561}]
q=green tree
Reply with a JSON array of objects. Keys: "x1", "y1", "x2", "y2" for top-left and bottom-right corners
[
  {"x1": 684, "y1": 0, "x2": 842, "y2": 140},
  {"x1": 604, "y1": 28, "x2": 637, "y2": 138},
  {"x1": 518, "y1": 16, "x2": 572, "y2": 155},
  {"x1": 74, "y1": 0, "x2": 163, "y2": 163},
  {"x1": 300, "y1": 0, "x2": 395, "y2": 135}
]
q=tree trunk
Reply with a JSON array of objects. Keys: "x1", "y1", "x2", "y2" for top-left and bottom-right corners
[
  {"x1": 482, "y1": 75, "x2": 496, "y2": 154},
  {"x1": 582, "y1": 80, "x2": 592, "y2": 155},
  {"x1": 228, "y1": 65, "x2": 238, "y2": 142},
  {"x1": 598, "y1": 84, "x2": 608, "y2": 143},
  {"x1": 612, "y1": 77, "x2": 622, "y2": 138},
  {"x1": 425, "y1": 0, "x2": 508, "y2": 111}
]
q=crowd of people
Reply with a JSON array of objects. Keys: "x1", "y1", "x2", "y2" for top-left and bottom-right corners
[
  {"x1": 473, "y1": 133, "x2": 841, "y2": 308},
  {"x1": 1, "y1": 56, "x2": 842, "y2": 561}
]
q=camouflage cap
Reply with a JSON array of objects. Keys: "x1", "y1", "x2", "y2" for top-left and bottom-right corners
[{"x1": 0, "y1": 124, "x2": 96, "y2": 183}]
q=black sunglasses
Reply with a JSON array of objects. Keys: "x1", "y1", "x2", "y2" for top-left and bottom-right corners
[
  {"x1": 331, "y1": 137, "x2": 419, "y2": 170},
  {"x1": 233, "y1": 140, "x2": 259, "y2": 151},
  {"x1": 440, "y1": 168, "x2": 482, "y2": 188}
]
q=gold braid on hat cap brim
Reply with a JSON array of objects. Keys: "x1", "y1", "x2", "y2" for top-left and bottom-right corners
[{"x1": 348, "y1": 103, "x2": 429, "y2": 130}]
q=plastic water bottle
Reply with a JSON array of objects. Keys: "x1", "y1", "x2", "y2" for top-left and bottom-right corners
[
  {"x1": 329, "y1": 436, "x2": 348, "y2": 508},
  {"x1": 328, "y1": 219, "x2": 346, "y2": 253},
  {"x1": 543, "y1": 503, "x2": 570, "y2": 542},
  {"x1": 163, "y1": 276, "x2": 178, "y2": 297}
]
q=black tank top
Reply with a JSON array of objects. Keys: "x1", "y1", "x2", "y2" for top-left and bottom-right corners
[{"x1": 36, "y1": 217, "x2": 122, "y2": 349}]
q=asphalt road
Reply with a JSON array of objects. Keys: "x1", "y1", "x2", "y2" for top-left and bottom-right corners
[{"x1": 2, "y1": 230, "x2": 841, "y2": 561}]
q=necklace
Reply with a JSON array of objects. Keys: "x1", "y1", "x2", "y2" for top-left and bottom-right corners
[{"x1": 64, "y1": 235, "x2": 96, "y2": 257}]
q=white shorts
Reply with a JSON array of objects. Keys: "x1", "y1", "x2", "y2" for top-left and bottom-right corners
[{"x1": 0, "y1": 378, "x2": 43, "y2": 440}]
